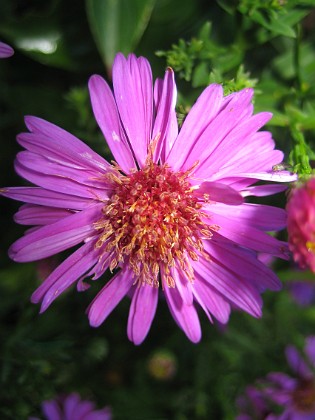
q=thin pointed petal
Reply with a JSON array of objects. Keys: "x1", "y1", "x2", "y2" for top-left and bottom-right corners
[
  {"x1": 0, "y1": 187, "x2": 91, "y2": 209},
  {"x1": 195, "y1": 181, "x2": 244, "y2": 205},
  {"x1": 35, "y1": 242, "x2": 100, "y2": 312},
  {"x1": 112, "y1": 53, "x2": 153, "y2": 167},
  {"x1": 152, "y1": 68, "x2": 178, "y2": 162},
  {"x1": 127, "y1": 285, "x2": 158, "y2": 345},
  {"x1": 88, "y1": 75, "x2": 136, "y2": 173},
  {"x1": 88, "y1": 268, "x2": 134, "y2": 327},
  {"x1": 162, "y1": 267, "x2": 201, "y2": 343},
  {"x1": 164, "y1": 283, "x2": 201, "y2": 343},
  {"x1": 9, "y1": 204, "x2": 102, "y2": 262}
]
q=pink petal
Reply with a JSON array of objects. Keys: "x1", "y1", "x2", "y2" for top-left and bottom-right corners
[
  {"x1": 192, "y1": 278, "x2": 231, "y2": 324},
  {"x1": 162, "y1": 267, "x2": 201, "y2": 343},
  {"x1": 225, "y1": 129, "x2": 275, "y2": 161},
  {"x1": 285, "y1": 345, "x2": 311, "y2": 377},
  {"x1": 203, "y1": 238, "x2": 281, "y2": 292},
  {"x1": 233, "y1": 171, "x2": 298, "y2": 183},
  {"x1": 24, "y1": 116, "x2": 110, "y2": 172},
  {"x1": 193, "y1": 113, "x2": 273, "y2": 179},
  {"x1": 170, "y1": 265, "x2": 194, "y2": 306},
  {"x1": 88, "y1": 75, "x2": 136, "y2": 173},
  {"x1": 9, "y1": 203, "x2": 102, "y2": 262},
  {"x1": 112, "y1": 53, "x2": 153, "y2": 167},
  {"x1": 152, "y1": 68, "x2": 178, "y2": 163},
  {"x1": 202, "y1": 149, "x2": 285, "y2": 183},
  {"x1": 193, "y1": 256, "x2": 263, "y2": 317},
  {"x1": 14, "y1": 204, "x2": 74, "y2": 225},
  {"x1": 167, "y1": 83, "x2": 224, "y2": 170},
  {"x1": 16, "y1": 150, "x2": 112, "y2": 190},
  {"x1": 127, "y1": 284, "x2": 158, "y2": 345},
  {"x1": 190, "y1": 285, "x2": 214, "y2": 324},
  {"x1": 170, "y1": 88, "x2": 255, "y2": 172},
  {"x1": 17, "y1": 133, "x2": 107, "y2": 174},
  {"x1": 208, "y1": 202, "x2": 287, "y2": 231},
  {"x1": 0, "y1": 187, "x2": 91, "y2": 209},
  {"x1": 266, "y1": 372, "x2": 297, "y2": 395},
  {"x1": 31, "y1": 240, "x2": 100, "y2": 312},
  {"x1": 242, "y1": 184, "x2": 287, "y2": 197},
  {"x1": 88, "y1": 267, "x2": 135, "y2": 327},
  {"x1": 14, "y1": 154, "x2": 109, "y2": 200},
  {"x1": 64, "y1": 394, "x2": 84, "y2": 419},
  {"x1": 41, "y1": 400, "x2": 62, "y2": 420},
  {"x1": 195, "y1": 181, "x2": 244, "y2": 205},
  {"x1": 207, "y1": 213, "x2": 290, "y2": 259}
]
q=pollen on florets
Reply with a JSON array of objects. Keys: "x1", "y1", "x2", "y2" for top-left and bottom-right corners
[{"x1": 94, "y1": 159, "x2": 215, "y2": 287}]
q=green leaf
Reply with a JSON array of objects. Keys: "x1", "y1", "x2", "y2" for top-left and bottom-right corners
[
  {"x1": 273, "y1": 42, "x2": 315, "y2": 84},
  {"x1": 250, "y1": 9, "x2": 299, "y2": 38},
  {"x1": 192, "y1": 62, "x2": 209, "y2": 87},
  {"x1": 269, "y1": 9, "x2": 309, "y2": 37},
  {"x1": 86, "y1": 0, "x2": 156, "y2": 73},
  {"x1": 0, "y1": 19, "x2": 74, "y2": 70},
  {"x1": 215, "y1": 0, "x2": 236, "y2": 15}
]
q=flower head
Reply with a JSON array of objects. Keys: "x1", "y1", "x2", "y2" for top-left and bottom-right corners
[
  {"x1": 287, "y1": 177, "x2": 315, "y2": 272},
  {"x1": 0, "y1": 41, "x2": 14, "y2": 58},
  {"x1": 29, "y1": 392, "x2": 111, "y2": 420},
  {"x1": 237, "y1": 337, "x2": 315, "y2": 419},
  {"x1": 236, "y1": 385, "x2": 276, "y2": 420},
  {"x1": 1, "y1": 53, "x2": 296, "y2": 344}
]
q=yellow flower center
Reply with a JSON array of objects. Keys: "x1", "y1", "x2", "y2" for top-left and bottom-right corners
[
  {"x1": 306, "y1": 241, "x2": 315, "y2": 254},
  {"x1": 94, "y1": 159, "x2": 216, "y2": 287}
]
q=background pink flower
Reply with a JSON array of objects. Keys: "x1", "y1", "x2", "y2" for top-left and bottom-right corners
[
  {"x1": 287, "y1": 177, "x2": 315, "y2": 273},
  {"x1": 29, "y1": 392, "x2": 111, "y2": 420},
  {"x1": 237, "y1": 337, "x2": 315, "y2": 419}
]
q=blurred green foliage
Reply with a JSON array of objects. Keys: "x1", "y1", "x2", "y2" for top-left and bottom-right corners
[
  {"x1": 1, "y1": 0, "x2": 315, "y2": 419},
  {"x1": 86, "y1": 0, "x2": 156, "y2": 75}
]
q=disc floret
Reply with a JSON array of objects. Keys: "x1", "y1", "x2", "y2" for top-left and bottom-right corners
[{"x1": 94, "y1": 160, "x2": 214, "y2": 287}]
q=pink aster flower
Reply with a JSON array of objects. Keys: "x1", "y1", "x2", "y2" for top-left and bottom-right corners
[
  {"x1": 29, "y1": 392, "x2": 111, "y2": 420},
  {"x1": 237, "y1": 336, "x2": 315, "y2": 419},
  {"x1": 1, "y1": 53, "x2": 297, "y2": 344},
  {"x1": 0, "y1": 41, "x2": 14, "y2": 58},
  {"x1": 236, "y1": 385, "x2": 277, "y2": 420},
  {"x1": 287, "y1": 177, "x2": 315, "y2": 272}
]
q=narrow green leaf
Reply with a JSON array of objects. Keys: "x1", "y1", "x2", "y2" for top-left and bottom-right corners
[{"x1": 86, "y1": 0, "x2": 156, "y2": 73}]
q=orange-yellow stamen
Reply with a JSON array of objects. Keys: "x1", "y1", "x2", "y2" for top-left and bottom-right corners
[
  {"x1": 94, "y1": 159, "x2": 215, "y2": 287},
  {"x1": 306, "y1": 241, "x2": 315, "y2": 254}
]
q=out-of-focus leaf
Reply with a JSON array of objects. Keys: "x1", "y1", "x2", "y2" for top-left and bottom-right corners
[
  {"x1": 236, "y1": 2, "x2": 313, "y2": 40},
  {"x1": 215, "y1": 0, "x2": 235, "y2": 15},
  {"x1": 251, "y1": 9, "x2": 297, "y2": 38},
  {"x1": 286, "y1": 103, "x2": 315, "y2": 131},
  {"x1": 254, "y1": 10, "x2": 305, "y2": 38},
  {"x1": 0, "y1": 19, "x2": 74, "y2": 70},
  {"x1": 215, "y1": 46, "x2": 243, "y2": 73},
  {"x1": 192, "y1": 62, "x2": 209, "y2": 88},
  {"x1": 86, "y1": 0, "x2": 156, "y2": 73},
  {"x1": 273, "y1": 42, "x2": 315, "y2": 85},
  {"x1": 157, "y1": 22, "x2": 242, "y2": 84}
]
